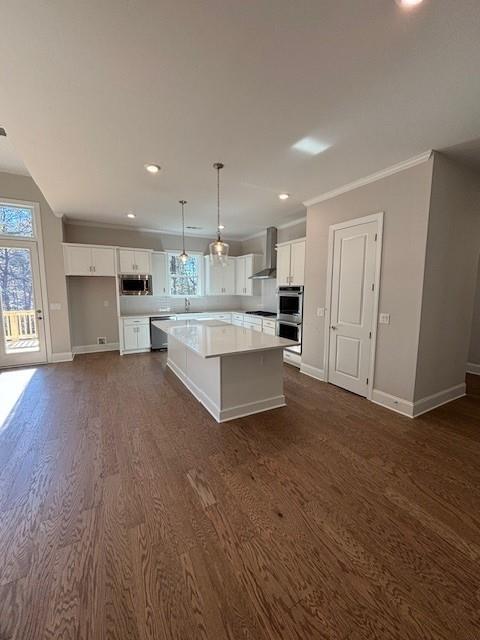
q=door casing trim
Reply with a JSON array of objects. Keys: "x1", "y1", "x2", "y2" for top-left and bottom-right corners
[{"x1": 323, "y1": 211, "x2": 384, "y2": 400}]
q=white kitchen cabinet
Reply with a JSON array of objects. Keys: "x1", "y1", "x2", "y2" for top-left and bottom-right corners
[
  {"x1": 244, "y1": 316, "x2": 263, "y2": 332},
  {"x1": 232, "y1": 313, "x2": 244, "y2": 327},
  {"x1": 118, "y1": 249, "x2": 152, "y2": 274},
  {"x1": 235, "y1": 254, "x2": 262, "y2": 295},
  {"x1": 63, "y1": 244, "x2": 116, "y2": 276},
  {"x1": 152, "y1": 252, "x2": 169, "y2": 296},
  {"x1": 276, "y1": 245, "x2": 292, "y2": 286},
  {"x1": 276, "y1": 239, "x2": 306, "y2": 286},
  {"x1": 204, "y1": 256, "x2": 236, "y2": 295},
  {"x1": 262, "y1": 319, "x2": 277, "y2": 336},
  {"x1": 122, "y1": 317, "x2": 151, "y2": 353}
]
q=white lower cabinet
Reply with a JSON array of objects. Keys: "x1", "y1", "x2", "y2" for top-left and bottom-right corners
[
  {"x1": 122, "y1": 317, "x2": 151, "y2": 353},
  {"x1": 244, "y1": 316, "x2": 263, "y2": 332},
  {"x1": 262, "y1": 319, "x2": 276, "y2": 336},
  {"x1": 232, "y1": 313, "x2": 244, "y2": 327}
]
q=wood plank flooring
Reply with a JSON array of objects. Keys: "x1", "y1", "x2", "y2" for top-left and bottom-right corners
[{"x1": 0, "y1": 351, "x2": 479, "y2": 639}]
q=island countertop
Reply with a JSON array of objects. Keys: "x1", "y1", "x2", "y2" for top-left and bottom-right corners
[{"x1": 152, "y1": 319, "x2": 299, "y2": 359}]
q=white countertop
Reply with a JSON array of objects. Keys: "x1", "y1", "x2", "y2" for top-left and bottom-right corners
[
  {"x1": 153, "y1": 319, "x2": 298, "y2": 358},
  {"x1": 120, "y1": 310, "x2": 277, "y2": 320}
]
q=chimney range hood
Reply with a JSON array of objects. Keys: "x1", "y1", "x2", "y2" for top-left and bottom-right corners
[{"x1": 250, "y1": 226, "x2": 277, "y2": 279}]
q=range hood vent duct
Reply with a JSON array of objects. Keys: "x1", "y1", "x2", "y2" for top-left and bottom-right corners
[{"x1": 250, "y1": 226, "x2": 277, "y2": 279}]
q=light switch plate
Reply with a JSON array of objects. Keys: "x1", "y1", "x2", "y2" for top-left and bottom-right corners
[
  {"x1": 49, "y1": 302, "x2": 61, "y2": 311},
  {"x1": 317, "y1": 307, "x2": 325, "y2": 317},
  {"x1": 379, "y1": 313, "x2": 390, "y2": 325}
]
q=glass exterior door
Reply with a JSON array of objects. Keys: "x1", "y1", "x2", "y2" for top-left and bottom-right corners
[{"x1": 0, "y1": 242, "x2": 47, "y2": 367}]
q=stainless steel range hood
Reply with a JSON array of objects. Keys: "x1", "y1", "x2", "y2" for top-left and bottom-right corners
[{"x1": 250, "y1": 226, "x2": 277, "y2": 279}]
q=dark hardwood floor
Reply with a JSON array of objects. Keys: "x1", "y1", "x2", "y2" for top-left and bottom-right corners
[{"x1": 0, "y1": 352, "x2": 479, "y2": 640}]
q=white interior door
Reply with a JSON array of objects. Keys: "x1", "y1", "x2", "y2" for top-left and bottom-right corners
[
  {"x1": 0, "y1": 240, "x2": 47, "y2": 367},
  {"x1": 327, "y1": 220, "x2": 378, "y2": 397}
]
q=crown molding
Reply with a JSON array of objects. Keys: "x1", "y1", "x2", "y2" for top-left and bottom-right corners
[
  {"x1": 241, "y1": 216, "x2": 307, "y2": 241},
  {"x1": 303, "y1": 150, "x2": 433, "y2": 207}
]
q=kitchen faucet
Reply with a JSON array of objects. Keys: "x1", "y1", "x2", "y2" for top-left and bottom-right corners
[{"x1": 185, "y1": 297, "x2": 190, "y2": 313}]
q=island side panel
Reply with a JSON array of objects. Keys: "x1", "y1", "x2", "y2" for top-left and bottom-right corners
[
  {"x1": 219, "y1": 348, "x2": 286, "y2": 421},
  {"x1": 167, "y1": 335, "x2": 222, "y2": 421}
]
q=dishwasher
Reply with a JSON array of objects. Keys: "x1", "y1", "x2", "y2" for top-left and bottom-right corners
[{"x1": 150, "y1": 316, "x2": 175, "y2": 351}]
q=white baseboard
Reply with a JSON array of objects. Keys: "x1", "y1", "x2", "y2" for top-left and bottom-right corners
[
  {"x1": 72, "y1": 342, "x2": 119, "y2": 354},
  {"x1": 412, "y1": 382, "x2": 466, "y2": 417},
  {"x1": 371, "y1": 389, "x2": 414, "y2": 417},
  {"x1": 466, "y1": 362, "x2": 480, "y2": 375},
  {"x1": 300, "y1": 363, "x2": 325, "y2": 381},
  {"x1": 372, "y1": 382, "x2": 466, "y2": 418},
  {"x1": 50, "y1": 351, "x2": 74, "y2": 363},
  {"x1": 167, "y1": 359, "x2": 286, "y2": 423}
]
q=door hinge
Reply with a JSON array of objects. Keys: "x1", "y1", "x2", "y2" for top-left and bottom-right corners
[
  {"x1": 369, "y1": 331, "x2": 372, "y2": 339},
  {"x1": 371, "y1": 283, "x2": 375, "y2": 291},
  {"x1": 374, "y1": 233, "x2": 378, "y2": 241},
  {"x1": 366, "y1": 377, "x2": 369, "y2": 385}
]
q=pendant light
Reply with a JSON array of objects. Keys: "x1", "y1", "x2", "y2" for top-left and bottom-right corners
[
  {"x1": 178, "y1": 199, "x2": 189, "y2": 264},
  {"x1": 209, "y1": 162, "x2": 229, "y2": 265}
]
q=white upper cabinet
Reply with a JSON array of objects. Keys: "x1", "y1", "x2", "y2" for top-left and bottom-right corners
[
  {"x1": 235, "y1": 254, "x2": 262, "y2": 295},
  {"x1": 204, "y1": 256, "x2": 236, "y2": 295},
  {"x1": 290, "y1": 240, "x2": 306, "y2": 286},
  {"x1": 118, "y1": 249, "x2": 152, "y2": 274},
  {"x1": 63, "y1": 244, "x2": 116, "y2": 276},
  {"x1": 152, "y1": 252, "x2": 169, "y2": 296},
  {"x1": 276, "y1": 239, "x2": 306, "y2": 286},
  {"x1": 276, "y1": 245, "x2": 292, "y2": 286}
]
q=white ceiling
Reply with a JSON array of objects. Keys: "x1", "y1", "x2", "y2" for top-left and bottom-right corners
[
  {"x1": 0, "y1": 135, "x2": 29, "y2": 176},
  {"x1": 0, "y1": 0, "x2": 480, "y2": 238}
]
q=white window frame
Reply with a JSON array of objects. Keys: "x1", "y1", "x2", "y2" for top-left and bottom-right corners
[{"x1": 166, "y1": 250, "x2": 204, "y2": 297}]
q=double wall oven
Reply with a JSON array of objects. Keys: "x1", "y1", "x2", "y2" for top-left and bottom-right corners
[{"x1": 276, "y1": 286, "x2": 303, "y2": 354}]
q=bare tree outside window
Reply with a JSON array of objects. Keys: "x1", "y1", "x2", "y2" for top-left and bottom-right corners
[
  {"x1": 168, "y1": 254, "x2": 201, "y2": 296},
  {"x1": 0, "y1": 205, "x2": 34, "y2": 237}
]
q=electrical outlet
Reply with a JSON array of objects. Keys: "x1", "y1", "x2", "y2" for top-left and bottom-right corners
[
  {"x1": 317, "y1": 307, "x2": 325, "y2": 317},
  {"x1": 103, "y1": 300, "x2": 109, "y2": 307},
  {"x1": 97, "y1": 337, "x2": 107, "y2": 345}
]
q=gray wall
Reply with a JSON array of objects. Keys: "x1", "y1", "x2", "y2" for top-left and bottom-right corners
[
  {"x1": 414, "y1": 154, "x2": 480, "y2": 400},
  {"x1": 64, "y1": 222, "x2": 243, "y2": 255},
  {"x1": 469, "y1": 259, "x2": 480, "y2": 365},
  {"x1": 0, "y1": 171, "x2": 71, "y2": 356},
  {"x1": 67, "y1": 277, "x2": 118, "y2": 348},
  {"x1": 302, "y1": 159, "x2": 434, "y2": 402}
]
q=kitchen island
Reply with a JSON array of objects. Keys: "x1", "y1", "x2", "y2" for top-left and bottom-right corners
[{"x1": 153, "y1": 319, "x2": 299, "y2": 422}]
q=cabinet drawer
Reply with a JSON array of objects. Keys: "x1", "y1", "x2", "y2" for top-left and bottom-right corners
[
  {"x1": 262, "y1": 326, "x2": 276, "y2": 336},
  {"x1": 262, "y1": 319, "x2": 276, "y2": 330},
  {"x1": 244, "y1": 321, "x2": 262, "y2": 332},
  {"x1": 211, "y1": 313, "x2": 232, "y2": 322},
  {"x1": 244, "y1": 315, "x2": 262, "y2": 326},
  {"x1": 123, "y1": 317, "x2": 150, "y2": 326}
]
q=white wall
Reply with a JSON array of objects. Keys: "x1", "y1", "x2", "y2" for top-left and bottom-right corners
[
  {"x1": 302, "y1": 158, "x2": 434, "y2": 402},
  {"x1": 0, "y1": 171, "x2": 71, "y2": 357}
]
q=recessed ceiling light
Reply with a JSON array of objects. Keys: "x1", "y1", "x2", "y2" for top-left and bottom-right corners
[
  {"x1": 278, "y1": 193, "x2": 290, "y2": 200},
  {"x1": 144, "y1": 163, "x2": 161, "y2": 174},
  {"x1": 292, "y1": 137, "x2": 330, "y2": 156},
  {"x1": 218, "y1": 224, "x2": 225, "y2": 230},
  {"x1": 395, "y1": 0, "x2": 424, "y2": 7},
  {"x1": 126, "y1": 212, "x2": 136, "y2": 219}
]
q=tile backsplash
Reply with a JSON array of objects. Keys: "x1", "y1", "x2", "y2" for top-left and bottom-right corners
[{"x1": 119, "y1": 280, "x2": 277, "y2": 316}]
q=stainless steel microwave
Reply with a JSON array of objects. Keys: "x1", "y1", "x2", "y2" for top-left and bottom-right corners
[{"x1": 119, "y1": 274, "x2": 152, "y2": 296}]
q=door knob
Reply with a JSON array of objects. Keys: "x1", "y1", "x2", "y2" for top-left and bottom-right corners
[{"x1": 331, "y1": 325, "x2": 337, "y2": 330}]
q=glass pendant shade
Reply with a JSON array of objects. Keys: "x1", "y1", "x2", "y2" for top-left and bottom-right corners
[
  {"x1": 179, "y1": 250, "x2": 189, "y2": 264},
  {"x1": 209, "y1": 162, "x2": 229, "y2": 265},
  {"x1": 209, "y1": 234, "x2": 229, "y2": 265}
]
